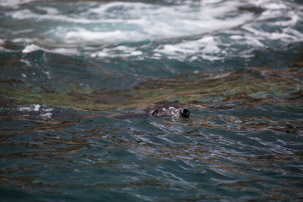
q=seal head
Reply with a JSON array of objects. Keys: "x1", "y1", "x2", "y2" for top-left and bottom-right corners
[{"x1": 151, "y1": 105, "x2": 190, "y2": 118}]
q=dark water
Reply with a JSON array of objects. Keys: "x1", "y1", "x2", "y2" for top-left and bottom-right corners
[{"x1": 1, "y1": 0, "x2": 303, "y2": 201}]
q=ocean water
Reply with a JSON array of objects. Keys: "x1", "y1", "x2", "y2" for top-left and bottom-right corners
[{"x1": 0, "y1": 0, "x2": 303, "y2": 201}]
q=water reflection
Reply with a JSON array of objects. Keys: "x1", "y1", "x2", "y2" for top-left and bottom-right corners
[
  {"x1": 1, "y1": 0, "x2": 303, "y2": 201},
  {"x1": 1, "y1": 66, "x2": 303, "y2": 200},
  {"x1": 1, "y1": 111, "x2": 302, "y2": 200}
]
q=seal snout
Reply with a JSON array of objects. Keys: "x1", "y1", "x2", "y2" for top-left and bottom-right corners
[{"x1": 180, "y1": 108, "x2": 190, "y2": 118}]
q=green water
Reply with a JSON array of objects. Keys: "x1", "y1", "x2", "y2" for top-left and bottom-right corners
[{"x1": 0, "y1": 0, "x2": 303, "y2": 201}]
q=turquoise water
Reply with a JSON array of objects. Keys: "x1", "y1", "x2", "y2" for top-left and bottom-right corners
[{"x1": 0, "y1": 0, "x2": 303, "y2": 201}]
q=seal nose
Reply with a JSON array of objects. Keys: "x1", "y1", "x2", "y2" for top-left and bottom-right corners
[{"x1": 181, "y1": 108, "x2": 190, "y2": 118}]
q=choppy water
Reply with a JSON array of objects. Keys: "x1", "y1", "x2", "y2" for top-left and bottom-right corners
[{"x1": 1, "y1": 0, "x2": 303, "y2": 201}]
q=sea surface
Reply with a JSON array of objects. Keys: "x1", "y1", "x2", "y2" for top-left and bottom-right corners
[{"x1": 0, "y1": 0, "x2": 303, "y2": 201}]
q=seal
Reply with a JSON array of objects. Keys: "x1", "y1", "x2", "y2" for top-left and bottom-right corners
[
  {"x1": 150, "y1": 105, "x2": 190, "y2": 118},
  {"x1": 111, "y1": 104, "x2": 190, "y2": 119}
]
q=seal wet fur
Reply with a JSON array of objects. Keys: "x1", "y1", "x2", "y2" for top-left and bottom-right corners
[
  {"x1": 150, "y1": 105, "x2": 190, "y2": 118},
  {"x1": 112, "y1": 104, "x2": 190, "y2": 119}
]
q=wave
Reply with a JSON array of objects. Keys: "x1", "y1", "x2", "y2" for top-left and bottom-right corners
[{"x1": 1, "y1": 0, "x2": 302, "y2": 63}]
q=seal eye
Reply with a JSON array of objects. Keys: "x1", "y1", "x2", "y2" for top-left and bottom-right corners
[
  {"x1": 151, "y1": 109, "x2": 160, "y2": 116},
  {"x1": 181, "y1": 108, "x2": 190, "y2": 118}
]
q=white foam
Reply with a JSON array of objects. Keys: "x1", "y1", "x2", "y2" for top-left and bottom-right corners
[
  {"x1": 154, "y1": 35, "x2": 225, "y2": 61},
  {"x1": 272, "y1": 11, "x2": 299, "y2": 27},
  {"x1": 9, "y1": 8, "x2": 91, "y2": 23},
  {"x1": 13, "y1": 38, "x2": 35, "y2": 44},
  {"x1": 22, "y1": 44, "x2": 79, "y2": 56},
  {"x1": 39, "y1": 112, "x2": 52, "y2": 119},
  {"x1": 91, "y1": 51, "x2": 108, "y2": 58},
  {"x1": 0, "y1": 0, "x2": 34, "y2": 8},
  {"x1": 90, "y1": 2, "x2": 149, "y2": 14},
  {"x1": 0, "y1": 39, "x2": 4, "y2": 51},
  {"x1": 18, "y1": 104, "x2": 53, "y2": 113},
  {"x1": 7, "y1": 1, "x2": 255, "y2": 44},
  {"x1": 51, "y1": 48, "x2": 79, "y2": 55},
  {"x1": 37, "y1": 6, "x2": 59, "y2": 15},
  {"x1": 130, "y1": 51, "x2": 142, "y2": 56},
  {"x1": 262, "y1": 2, "x2": 287, "y2": 10},
  {"x1": 34, "y1": 104, "x2": 40, "y2": 111},
  {"x1": 90, "y1": 46, "x2": 143, "y2": 58},
  {"x1": 42, "y1": 107, "x2": 53, "y2": 112},
  {"x1": 230, "y1": 34, "x2": 264, "y2": 47},
  {"x1": 3, "y1": 0, "x2": 303, "y2": 62},
  {"x1": 22, "y1": 44, "x2": 42, "y2": 53},
  {"x1": 63, "y1": 29, "x2": 146, "y2": 43},
  {"x1": 18, "y1": 104, "x2": 40, "y2": 112},
  {"x1": 243, "y1": 24, "x2": 303, "y2": 42}
]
